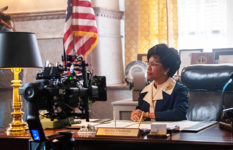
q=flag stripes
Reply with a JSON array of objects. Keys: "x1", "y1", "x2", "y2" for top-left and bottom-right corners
[
  {"x1": 72, "y1": 13, "x2": 96, "y2": 20},
  {"x1": 63, "y1": 0, "x2": 98, "y2": 58}
]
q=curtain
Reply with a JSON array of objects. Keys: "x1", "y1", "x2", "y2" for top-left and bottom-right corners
[{"x1": 125, "y1": 0, "x2": 178, "y2": 66}]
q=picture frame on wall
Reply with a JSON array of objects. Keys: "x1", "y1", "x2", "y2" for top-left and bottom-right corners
[
  {"x1": 137, "y1": 54, "x2": 147, "y2": 63},
  {"x1": 213, "y1": 48, "x2": 233, "y2": 64},
  {"x1": 190, "y1": 52, "x2": 214, "y2": 64},
  {"x1": 178, "y1": 49, "x2": 203, "y2": 75}
]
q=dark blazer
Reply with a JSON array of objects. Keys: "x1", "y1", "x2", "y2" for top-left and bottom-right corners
[{"x1": 136, "y1": 82, "x2": 188, "y2": 121}]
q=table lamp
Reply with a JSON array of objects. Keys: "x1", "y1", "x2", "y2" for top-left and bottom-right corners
[{"x1": 0, "y1": 32, "x2": 43, "y2": 135}]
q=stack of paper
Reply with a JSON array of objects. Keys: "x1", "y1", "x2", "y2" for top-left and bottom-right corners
[{"x1": 69, "y1": 119, "x2": 217, "y2": 132}]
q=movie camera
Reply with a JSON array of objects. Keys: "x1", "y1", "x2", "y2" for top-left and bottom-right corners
[
  {"x1": 19, "y1": 54, "x2": 107, "y2": 149},
  {"x1": 20, "y1": 54, "x2": 107, "y2": 121}
]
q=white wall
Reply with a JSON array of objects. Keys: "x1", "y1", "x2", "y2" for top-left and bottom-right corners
[
  {"x1": 0, "y1": 0, "x2": 66, "y2": 13},
  {"x1": 92, "y1": 0, "x2": 119, "y2": 10},
  {"x1": 2, "y1": 0, "x2": 120, "y2": 13},
  {"x1": 226, "y1": 0, "x2": 233, "y2": 48}
]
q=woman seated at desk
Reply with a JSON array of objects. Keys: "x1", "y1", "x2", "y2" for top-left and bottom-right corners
[{"x1": 131, "y1": 44, "x2": 188, "y2": 121}]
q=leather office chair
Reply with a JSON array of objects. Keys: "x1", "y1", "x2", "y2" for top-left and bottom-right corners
[{"x1": 181, "y1": 64, "x2": 233, "y2": 121}]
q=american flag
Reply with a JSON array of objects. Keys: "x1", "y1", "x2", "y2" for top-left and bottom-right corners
[{"x1": 63, "y1": 0, "x2": 98, "y2": 58}]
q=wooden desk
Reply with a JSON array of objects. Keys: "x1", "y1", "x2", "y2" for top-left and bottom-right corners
[
  {"x1": 0, "y1": 128, "x2": 31, "y2": 150},
  {"x1": 0, "y1": 123, "x2": 233, "y2": 150}
]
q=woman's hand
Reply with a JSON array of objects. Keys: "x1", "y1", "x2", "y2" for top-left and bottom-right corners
[
  {"x1": 131, "y1": 109, "x2": 143, "y2": 121},
  {"x1": 144, "y1": 112, "x2": 155, "y2": 120}
]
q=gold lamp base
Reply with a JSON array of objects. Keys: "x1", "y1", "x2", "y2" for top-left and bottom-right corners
[
  {"x1": 6, "y1": 68, "x2": 28, "y2": 136},
  {"x1": 6, "y1": 110, "x2": 28, "y2": 135},
  {"x1": 7, "y1": 121, "x2": 27, "y2": 136}
]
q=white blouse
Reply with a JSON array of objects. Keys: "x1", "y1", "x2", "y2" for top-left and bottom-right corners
[{"x1": 140, "y1": 77, "x2": 176, "y2": 113}]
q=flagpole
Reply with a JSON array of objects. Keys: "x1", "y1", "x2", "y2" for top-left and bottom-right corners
[
  {"x1": 72, "y1": 0, "x2": 75, "y2": 55},
  {"x1": 63, "y1": 40, "x2": 67, "y2": 71}
]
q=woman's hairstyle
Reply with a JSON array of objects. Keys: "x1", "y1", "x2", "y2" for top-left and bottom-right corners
[{"x1": 147, "y1": 44, "x2": 181, "y2": 77}]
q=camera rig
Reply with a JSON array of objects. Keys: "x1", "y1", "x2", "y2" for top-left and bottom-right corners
[
  {"x1": 19, "y1": 54, "x2": 107, "y2": 147},
  {"x1": 20, "y1": 54, "x2": 107, "y2": 121}
]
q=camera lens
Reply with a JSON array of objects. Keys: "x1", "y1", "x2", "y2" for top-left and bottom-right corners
[{"x1": 24, "y1": 87, "x2": 35, "y2": 100}]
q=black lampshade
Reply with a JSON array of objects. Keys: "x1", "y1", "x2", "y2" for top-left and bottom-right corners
[{"x1": 0, "y1": 32, "x2": 43, "y2": 68}]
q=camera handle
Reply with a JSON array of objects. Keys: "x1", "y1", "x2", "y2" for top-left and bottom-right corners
[
  {"x1": 29, "y1": 131, "x2": 76, "y2": 150},
  {"x1": 81, "y1": 58, "x2": 90, "y2": 122},
  {"x1": 26, "y1": 100, "x2": 76, "y2": 150}
]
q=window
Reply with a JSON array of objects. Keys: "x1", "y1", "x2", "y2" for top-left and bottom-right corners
[{"x1": 178, "y1": 0, "x2": 228, "y2": 52}]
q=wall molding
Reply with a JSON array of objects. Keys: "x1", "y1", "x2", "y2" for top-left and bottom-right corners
[
  {"x1": 10, "y1": 7, "x2": 124, "y2": 21},
  {"x1": 10, "y1": 10, "x2": 66, "y2": 21},
  {"x1": 94, "y1": 7, "x2": 124, "y2": 19},
  {"x1": 37, "y1": 36, "x2": 63, "y2": 40}
]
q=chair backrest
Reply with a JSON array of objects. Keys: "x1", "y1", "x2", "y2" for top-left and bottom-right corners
[{"x1": 181, "y1": 64, "x2": 233, "y2": 121}]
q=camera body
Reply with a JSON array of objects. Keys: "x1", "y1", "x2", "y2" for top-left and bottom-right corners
[{"x1": 19, "y1": 54, "x2": 107, "y2": 121}]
